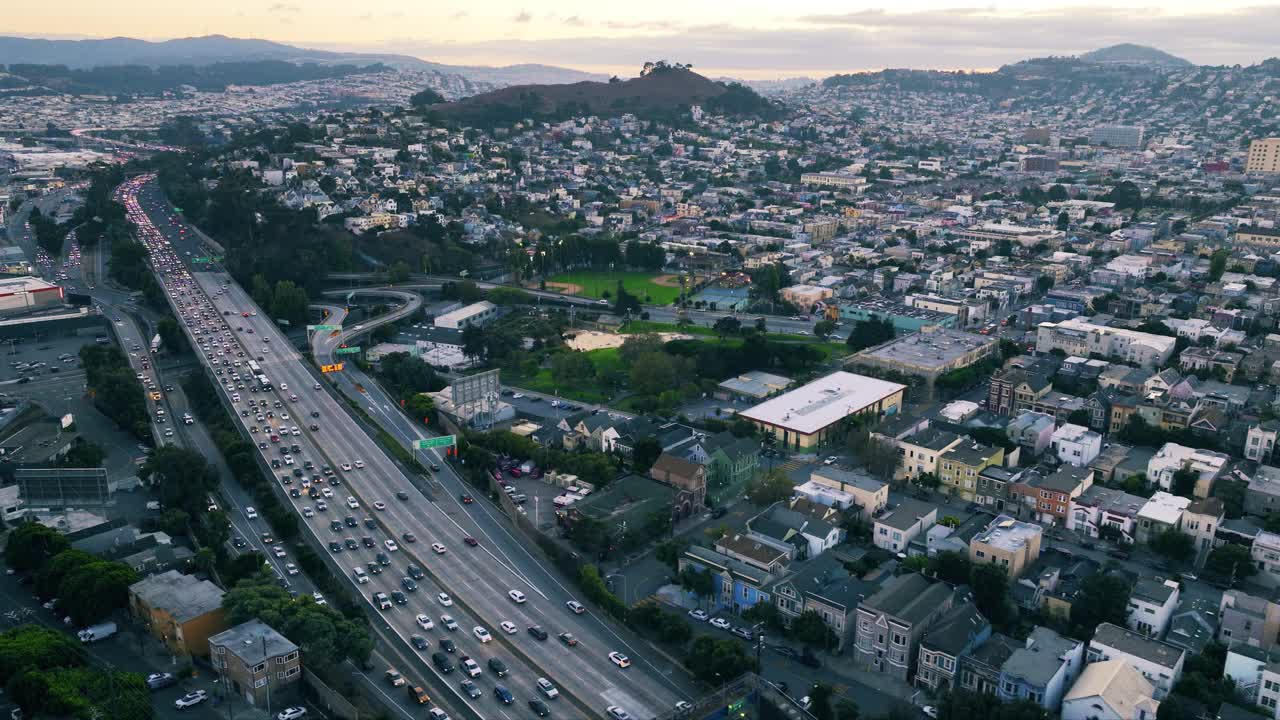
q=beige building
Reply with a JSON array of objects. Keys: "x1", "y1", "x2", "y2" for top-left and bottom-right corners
[
  {"x1": 969, "y1": 514, "x2": 1044, "y2": 578},
  {"x1": 779, "y1": 284, "x2": 835, "y2": 308},
  {"x1": 810, "y1": 467, "x2": 889, "y2": 517},
  {"x1": 893, "y1": 428, "x2": 963, "y2": 480},
  {"x1": 128, "y1": 570, "x2": 228, "y2": 658},
  {"x1": 740, "y1": 371, "x2": 906, "y2": 451},
  {"x1": 209, "y1": 620, "x2": 302, "y2": 708},
  {"x1": 1247, "y1": 138, "x2": 1280, "y2": 174}
]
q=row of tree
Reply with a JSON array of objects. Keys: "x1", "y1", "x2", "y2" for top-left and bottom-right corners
[{"x1": 79, "y1": 343, "x2": 151, "y2": 440}]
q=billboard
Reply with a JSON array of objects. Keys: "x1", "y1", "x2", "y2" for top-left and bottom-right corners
[
  {"x1": 17, "y1": 468, "x2": 110, "y2": 507},
  {"x1": 452, "y1": 369, "x2": 500, "y2": 409}
]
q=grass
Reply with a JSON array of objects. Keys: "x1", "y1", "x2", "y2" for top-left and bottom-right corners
[
  {"x1": 502, "y1": 347, "x2": 621, "y2": 404},
  {"x1": 621, "y1": 319, "x2": 843, "y2": 349},
  {"x1": 547, "y1": 270, "x2": 683, "y2": 305}
]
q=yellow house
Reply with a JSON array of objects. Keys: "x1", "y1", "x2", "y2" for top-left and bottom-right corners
[{"x1": 938, "y1": 441, "x2": 1005, "y2": 501}]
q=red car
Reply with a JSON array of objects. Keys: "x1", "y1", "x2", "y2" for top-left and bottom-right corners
[
  {"x1": 463, "y1": 537, "x2": 479, "y2": 547},
  {"x1": 460, "y1": 494, "x2": 474, "y2": 505}
]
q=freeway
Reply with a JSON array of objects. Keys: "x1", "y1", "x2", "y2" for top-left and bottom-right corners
[{"x1": 122, "y1": 175, "x2": 688, "y2": 720}]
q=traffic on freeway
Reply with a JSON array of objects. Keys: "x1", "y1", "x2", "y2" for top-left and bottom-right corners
[{"x1": 116, "y1": 174, "x2": 687, "y2": 720}]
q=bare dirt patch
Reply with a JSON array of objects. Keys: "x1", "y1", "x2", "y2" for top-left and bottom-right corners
[
  {"x1": 650, "y1": 274, "x2": 686, "y2": 288},
  {"x1": 564, "y1": 330, "x2": 691, "y2": 351},
  {"x1": 545, "y1": 281, "x2": 584, "y2": 294}
]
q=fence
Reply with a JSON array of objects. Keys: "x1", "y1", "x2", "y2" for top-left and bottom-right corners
[{"x1": 303, "y1": 668, "x2": 360, "y2": 720}]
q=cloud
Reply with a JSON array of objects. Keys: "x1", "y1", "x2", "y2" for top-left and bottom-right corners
[
  {"x1": 513, "y1": 10, "x2": 532, "y2": 23},
  {"x1": 363, "y1": 5, "x2": 1280, "y2": 77},
  {"x1": 562, "y1": 15, "x2": 584, "y2": 27},
  {"x1": 267, "y1": 2, "x2": 300, "y2": 14}
]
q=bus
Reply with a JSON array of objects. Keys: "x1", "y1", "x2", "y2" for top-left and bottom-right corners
[
  {"x1": 247, "y1": 360, "x2": 262, "y2": 375},
  {"x1": 255, "y1": 374, "x2": 272, "y2": 389}
]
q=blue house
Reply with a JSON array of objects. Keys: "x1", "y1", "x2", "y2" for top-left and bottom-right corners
[
  {"x1": 678, "y1": 545, "x2": 776, "y2": 614},
  {"x1": 997, "y1": 626, "x2": 1085, "y2": 711}
]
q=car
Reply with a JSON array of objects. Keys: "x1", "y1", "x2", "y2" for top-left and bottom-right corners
[
  {"x1": 376, "y1": 552, "x2": 391, "y2": 565},
  {"x1": 330, "y1": 520, "x2": 344, "y2": 532},
  {"x1": 688, "y1": 609, "x2": 709, "y2": 622},
  {"x1": 509, "y1": 589, "x2": 527, "y2": 603},
  {"x1": 431, "y1": 543, "x2": 447, "y2": 554},
  {"x1": 344, "y1": 538, "x2": 359, "y2": 550},
  {"x1": 566, "y1": 600, "x2": 585, "y2": 614},
  {"x1": 922, "y1": 707, "x2": 939, "y2": 719},
  {"x1": 709, "y1": 617, "x2": 731, "y2": 630},
  {"x1": 341, "y1": 463, "x2": 353, "y2": 472},
  {"x1": 431, "y1": 652, "x2": 454, "y2": 673},
  {"x1": 408, "y1": 685, "x2": 431, "y2": 705},
  {"x1": 529, "y1": 699, "x2": 550, "y2": 716},
  {"x1": 460, "y1": 493, "x2": 474, "y2": 504},
  {"x1": 731, "y1": 626, "x2": 754, "y2": 640},
  {"x1": 537, "y1": 677, "x2": 559, "y2": 698},
  {"x1": 174, "y1": 690, "x2": 209, "y2": 710},
  {"x1": 558, "y1": 632, "x2": 578, "y2": 646},
  {"x1": 439, "y1": 638, "x2": 457, "y2": 653},
  {"x1": 473, "y1": 626, "x2": 492, "y2": 643},
  {"x1": 363, "y1": 517, "x2": 375, "y2": 529},
  {"x1": 328, "y1": 541, "x2": 342, "y2": 554},
  {"x1": 373, "y1": 501, "x2": 386, "y2": 511},
  {"x1": 402, "y1": 532, "x2": 417, "y2": 543},
  {"x1": 276, "y1": 708, "x2": 308, "y2": 720},
  {"x1": 362, "y1": 536, "x2": 375, "y2": 548},
  {"x1": 528, "y1": 625, "x2": 548, "y2": 641},
  {"x1": 391, "y1": 591, "x2": 408, "y2": 605},
  {"x1": 460, "y1": 655, "x2": 482, "y2": 677},
  {"x1": 355, "y1": 460, "x2": 365, "y2": 469},
  {"x1": 245, "y1": 506, "x2": 258, "y2": 519},
  {"x1": 145, "y1": 672, "x2": 176, "y2": 690},
  {"x1": 494, "y1": 685, "x2": 514, "y2": 705},
  {"x1": 500, "y1": 621, "x2": 517, "y2": 634},
  {"x1": 384, "y1": 539, "x2": 399, "y2": 552},
  {"x1": 416, "y1": 614, "x2": 435, "y2": 630},
  {"x1": 461, "y1": 679, "x2": 482, "y2": 698},
  {"x1": 710, "y1": 506, "x2": 728, "y2": 519},
  {"x1": 313, "y1": 591, "x2": 327, "y2": 605},
  {"x1": 385, "y1": 668, "x2": 406, "y2": 687},
  {"x1": 608, "y1": 651, "x2": 631, "y2": 668},
  {"x1": 438, "y1": 592, "x2": 453, "y2": 606},
  {"x1": 396, "y1": 490, "x2": 410, "y2": 501},
  {"x1": 411, "y1": 635, "x2": 429, "y2": 651},
  {"x1": 232, "y1": 536, "x2": 247, "y2": 548},
  {"x1": 285, "y1": 562, "x2": 298, "y2": 576},
  {"x1": 441, "y1": 614, "x2": 458, "y2": 631},
  {"x1": 302, "y1": 507, "x2": 314, "y2": 518},
  {"x1": 607, "y1": 706, "x2": 631, "y2": 720},
  {"x1": 463, "y1": 536, "x2": 479, "y2": 547},
  {"x1": 346, "y1": 496, "x2": 359, "y2": 509},
  {"x1": 676, "y1": 701, "x2": 694, "y2": 714},
  {"x1": 824, "y1": 456, "x2": 838, "y2": 465},
  {"x1": 407, "y1": 564, "x2": 425, "y2": 580}
]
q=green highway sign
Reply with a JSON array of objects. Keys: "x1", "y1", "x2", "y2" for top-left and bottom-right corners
[
  {"x1": 334, "y1": 346, "x2": 362, "y2": 355},
  {"x1": 307, "y1": 324, "x2": 340, "y2": 332},
  {"x1": 413, "y1": 435, "x2": 455, "y2": 450},
  {"x1": 193, "y1": 256, "x2": 210, "y2": 263}
]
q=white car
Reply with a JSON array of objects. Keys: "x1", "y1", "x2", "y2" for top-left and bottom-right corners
[
  {"x1": 537, "y1": 677, "x2": 559, "y2": 699},
  {"x1": 174, "y1": 690, "x2": 208, "y2": 710},
  {"x1": 429, "y1": 709, "x2": 450, "y2": 720},
  {"x1": 566, "y1": 600, "x2": 585, "y2": 614},
  {"x1": 316, "y1": 500, "x2": 328, "y2": 511},
  {"x1": 508, "y1": 590, "x2": 527, "y2": 604},
  {"x1": 607, "y1": 706, "x2": 631, "y2": 720},
  {"x1": 272, "y1": 545, "x2": 286, "y2": 558},
  {"x1": 346, "y1": 496, "x2": 359, "y2": 509},
  {"x1": 473, "y1": 626, "x2": 492, "y2": 643},
  {"x1": 416, "y1": 614, "x2": 435, "y2": 630},
  {"x1": 431, "y1": 543, "x2": 447, "y2": 555},
  {"x1": 437, "y1": 592, "x2": 453, "y2": 606},
  {"x1": 921, "y1": 707, "x2": 939, "y2": 719},
  {"x1": 373, "y1": 501, "x2": 386, "y2": 511},
  {"x1": 688, "y1": 609, "x2": 709, "y2": 622},
  {"x1": 245, "y1": 506, "x2": 258, "y2": 519},
  {"x1": 285, "y1": 563, "x2": 298, "y2": 575},
  {"x1": 441, "y1": 614, "x2": 458, "y2": 630},
  {"x1": 709, "y1": 617, "x2": 731, "y2": 630},
  {"x1": 384, "y1": 539, "x2": 399, "y2": 552},
  {"x1": 824, "y1": 456, "x2": 838, "y2": 465},
  {"x1": 461, "y1": 656, "x2": 482, "y2": 677},
  {"x1": 608, "y1": 651, "x2": 631, "y2": 668},
  {"x1": 500, "y1": 621, "x2": 517, "y2": 635},
  {"x1": 302, "y1": 507, "x2": 314, "y2": 518},
  {"x1": 354, "y1": 460, "x2": 365, "y2": 469},
  {"x1": 276, "y1": 708, "x2": 308, "y2": 720},
  {"x1": 341, "y1": 463, "x2": 353, "y2": 472}
]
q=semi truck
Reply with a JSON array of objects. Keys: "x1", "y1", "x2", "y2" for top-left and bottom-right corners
[{"x1": 77, "y1": 621, "x2": 117, "y2": 643}]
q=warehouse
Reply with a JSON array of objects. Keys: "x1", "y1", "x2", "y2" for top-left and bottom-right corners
[
  {"x1": 739, "y1": 371, "x2": 905, "y2": 450},
  {"x1": 0, "y1": 276, "x2": 62, "y2": 316},
  {"x1": 433, "y1": 300, "x2": 497, "y2": 330}
]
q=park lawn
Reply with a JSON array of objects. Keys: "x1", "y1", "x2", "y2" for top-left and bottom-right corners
[
  {"x1": 503, "y1": 347, "x2": 621, "y2": 405},
  {"x1": 621, "y1": 319, "x2": 841, "y2": 354},
  {"x1": 548, "y1": 270, "x2": 683, "y2": 305}
]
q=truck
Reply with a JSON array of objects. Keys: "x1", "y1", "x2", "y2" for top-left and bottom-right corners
[
  {"x1": 150, "y1": 334, "x2": 161, "y2": 354},
  {"x1": 77, "y1": 621, "x2": 117, "y2": 643}
]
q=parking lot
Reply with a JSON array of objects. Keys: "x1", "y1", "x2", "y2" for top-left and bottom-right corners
[{"x1": 0, "y1": 332, "x2": 96, "y2": 384}]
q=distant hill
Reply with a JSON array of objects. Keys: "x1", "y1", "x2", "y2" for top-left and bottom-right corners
[
  {"x1": 0, "y1": 35, "x2": 601, "y2": 89},
  {"x1": 432, "y1": 67, "x2": 779, "y2": 126},
  {"x1": 1080, "y1": 43, "x2": 1192, "y2": 67}
]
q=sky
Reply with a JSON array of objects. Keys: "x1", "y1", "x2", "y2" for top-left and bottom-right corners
[{"x1": 4, "y1": 1, "x2": 1280, "y2": 79}]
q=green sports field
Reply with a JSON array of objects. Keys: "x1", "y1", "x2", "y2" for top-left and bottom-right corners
[{"x1": 546, "y1": 270, "x2": 684, "y2": 305}]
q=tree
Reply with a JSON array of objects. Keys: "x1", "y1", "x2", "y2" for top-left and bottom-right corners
[
  {"x1": 619, "y1": 333, "x2": 667, "y2": 367},
  {"x1": 223, "y1": 574, "x2": 372, "y2": 671},
  {"x1": 461, "y1": 323, "x2": 487, "y2": 361},
  {"x1": 1150, "y1": 528, "x2": 1195, "y2": 563},
  {"x1": 655, "y1": 537, "x2": 690, "y2": 569},
  {"x1": 630, "y1": 351, "x2": 682, "y2": 396},
  {"x1": 808, "y1": 683, "x2": 836, "y2": 720},
  {"x1": 791, "y1": 610, "x2": 838, "y2": 650},
  {"x1": 1056, "y1": 211, "x2": 1069, "y2": 231},
  {"x1": 631, "y1": 437, "x2": 663, "y2": 473},
  {"x1": 835, "y1": 699, "x2": 860, "y2": 720},
  {"x1": 813, "y1": 319, "x2": 836, "y2": 339},
  {"x1": 939, "y1": 689, "x2": 1046, "y2": 720},
  {"x1": 747, "y1": 468, "x2": 794, "y2": 506},
  {"x1": 1209, "y1": 249, "x2": 1229, "y2": 281},
  {"x1": 0, "y1": 624, "x2": 86, "y2": 684},
  {"x1": 140, "y1": 445, "x2": 219, "y2": 519},
  {"x1": 1170, "y1": 464, "x2": 1199, "y2": 498},
  {"x1": 57, "y1": 558, "x2": 140, "y2": 625},
  {"x1": 679, "y1": 567, "x2": 716, "y2": 608},
  {"x1": 929, "y1": 551, "x2": 972, "y2": 585},
  {"x1": 684, "y1": 635, "x2": 756, "y2": 685},
  {"x1": 388, "y1": 260, "x2": 411, "y2": 283},
  {"x1": 4, "y1": 522, "x2": 70, "y2": 573},
  {"x1": 551, "y1": 351, "x2": 596, "y2": 386},
  {"x1": 1204, "y1": 544, "x2": 1254, "y2": 582},
  {"x1": 409, "y1": 88, "x2": 446, "y2": 108},
  {"x1": 269, "y1": 280, "x2": 309, "y2": 325},
  {"x1": 10, "y1": 666, "x2": 152, "y2": 720},
  {"x1": 1065, "y1": 408, "x2": 1090, "y2": 426},
  {"x1": 969, "y1": 563, "x2": 1012, "y2": 628},
  {"x1": 713, "y1": 316, "x2": 742, "y2": 339},
  {"x1": 1070, "y1": 574, "x2": 1132, "y2": 639},
  {"x1": 613, "y1": 281, "x2": 642, "y2": 316},
  {"x1": 846, "y1": 317, "x2": 894, "y2": 351}
]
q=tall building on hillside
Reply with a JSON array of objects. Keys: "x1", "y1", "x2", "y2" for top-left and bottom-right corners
[
  {"x1": 1090, "y1": 125, "x2": 1145, "y2": 149},
  {"x1": 1247, "y1": 138, "x2": 1280, "y2": 174}
]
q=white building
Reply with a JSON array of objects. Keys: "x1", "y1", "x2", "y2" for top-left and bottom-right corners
[
  {"x1": 1036, "y1": 318, "x2": 1177, "y2": 369},
  {"x1": 1247, "y1": 423, "x2": 1280, "y2": 464},
  {"x1": 433, "y1": 301, "x2": 498, "y2": 330},
  {"x1": 1253, "y1": 531, "x2": 1280, "y2": 585},
  {"x1": 1051, "y1": 424, "x2": 1103, "y2": 467},
  {"x1": 1062, "y1": 660, "x2": 1159, "y2": 720},
  {"x1": 1146, "y1": 443, "x2": 1229, "y2": 498},
  {"x1": 872, "y1": 498, "x2": 936, "y2": 554},
  {"x1": 1136, "y1": 492, "x2": 1191, "y2": 545},
  {"x1": 1126, "y1": 579, "x2": 1180, "y2": 639},
  {"x1": 1257, "y1": 660, "x2": 1280, "y2": 719},
  {"x1": 1087, "y1": 623, "x2": 1185, "y2": 699}
]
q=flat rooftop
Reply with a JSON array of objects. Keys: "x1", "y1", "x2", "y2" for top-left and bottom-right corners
[
  {"x1": 855, "y1": 328, "x2": 997, "y2": 371},
  {"x1": 739, "y1": 371, "x2": 905, "y2": 435},
  {"x1": 973, "y1": 514, "x2": 1041, "y2": 552}
]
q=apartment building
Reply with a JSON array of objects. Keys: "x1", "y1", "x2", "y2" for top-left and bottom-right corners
[
  {"x1": 854, "y1": 573, "x2": 957, "y2": 682},
  {"x1": 938, "y1": 441, "x2": 1005, "y2": 501},
  {"x1": 1087, "y1": 622, "x2": 1186, "y2": 699},
  {"x1": 128, "y1": 570, "x2": 228, "y2": 657},
  {"x1": 1247, "y1": 138, "x2": 1280, "y2": 174},
  {"x1": 1036, "y1": 318, "x2": 1177, "y2": 369},
  {"x1": 1061, "y1": 660, "x2": 1160, "y2": 720},
  {"x1": 1246, "y1": 422, "x2": 1280, "y2": 464},
  {"x1": 969, "y1": 514, "x2": 1044, "y2": 578},
  {"x1": 1051, "y1": 423, "x2": 1103, "y2": 467},
  {"x1": 999, "y1": 626, "x2": 1085, "y2": 711},
  {"x1": 1126, "y1": 579, "x2": 1180, "y2": 639},
  {"x1": 1248, "y1": 465, "x2": 1280, "y2": 518},
  {"x1": 873, "y1": 498, "x2": 937, "y2": 554},
  {"x1": 1146, "y1": 443, "x2": 1229, "y2": 499},
  {"x1": 1218, "y1": 589, "x2": 1280, "y2": 650},
  {"x1": 1135, "y1": 492, "x2": 1191, "y2": 545},
  {"x1": 892, "y1": 428, "x2": 962, "y2": 480},
  {"x1": 916, "y1": 603, "x2": 991, "y2": 692},
  {"x1": 209, "y1": 620, "x2": 301, "y2": 708},
  {"x1": 1012, "y1": 466, "x2": 1094, "y2": 527}
]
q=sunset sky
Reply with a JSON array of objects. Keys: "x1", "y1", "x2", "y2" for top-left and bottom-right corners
[{"x1": 3, "y1": 1, "x2": 1278, "y2": 79}]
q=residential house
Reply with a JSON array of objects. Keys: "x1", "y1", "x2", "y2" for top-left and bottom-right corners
[
  {"x1": 209, "y1": 620, "x2": 301, "y2": 708},
  {"x1": 771, "y1": 553, "x2": 877, "y2": 650},
  {"x1": 892, "y1": 428, "x2": 962, "y2": 481},
  {"x1": 1182, "y1": 497, "x2": 1224, "y2": 557},
  {"x1": 1246, "y1": 422, "x2": 1280, "y2": 464},
  {"x1": 714, "y1": 533, "x2": 793, "y2": 575},
  {"x1": 1179, "y1": 347, "x2": 1243, "y2": 382},
  {"x1": 691, "y1": 431, "x2": 759, "y2": 503},
  {"x1": 969, "y1": 514, "x2": 1044, "y2": 578},
  {"x1": 1012, "y1": 466, "x2": 1094, "y2": 526},
  {"x1": 939, "y1": 442, "x2": 1006, "y2": 501},
  {"x1": 1252, "y1": 531, "x2": 1280, "y2": 585},
  {"x1": 810, "y1": 467, "x2": 889, "y2": 519},
  {"x1": 679, "y1": 545, "x2": 777, "y2": 614},
  {"x1": 959, "y1": 634, "x2": 1022, "y2": 696},
  {"x1": 977, "y1": 466, "x2": 1020, "y2": 513},
  {"x1": 1061, "y1": 660, "x2": 1160, "y2": 720},
  {"x1": 1051, "y1": 424, "x2": 1104, "y2": 467},
  {"x1": 649, "y1": 452, "x2": 707, "y2": 519},
  {"x1": 1146, "y1": 443, "x2": 1229, "y2": 499},
  {"x1": 1087, "y1": 622, "x2": 1186, "y2": 699},
  {"x1": 1165, "y1": 598, "x2": 1218, "y2": 655},
  {"x1": 1127, "y1": 579, "x2": 1181, "y2": 639},
  {"x1": 1007, "y1": 412, "x2": 1057, "y2": 457},
  {"x1": 1247, "y1": 466, "x2": 1280, "y2": 519},
  {"x1": 917, "y1": 602, "x2": 991, "y2": 692},
  {"x1": 1256, "y1": 660, "x2": 1280, "y2": 720},
  {"x1": 748, "y1": 504, "x2": 843, "y2": 560},
  {"x1": 1069, "y1": 485, "x2": 1146, "y2": 544},
  {"x1": 988, "y1": 367, "x2": 1053, "y2": 416},
  {"x1": 874, "y1": 498, "x2": 938, "y2": 554},
  {"x1": 998, "y1": 626, "x2": 1086, "y2": 711},
  {"x1": 1135, "y1": 492, "x2": 1191, "y2": 545},
  {"x1": 1218, "y1": 589, "x2": 1280, "y2": 650},
  {"x1": 128, "y1": 569, "x2": 229, "y2": 657},
  {"x1": 854, "y1": 573, "x2": 957, "y2": 682}
]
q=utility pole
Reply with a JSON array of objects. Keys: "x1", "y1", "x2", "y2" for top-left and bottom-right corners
[{"x1": 755, "y1": 623, "x2": 766, "y2": 717}]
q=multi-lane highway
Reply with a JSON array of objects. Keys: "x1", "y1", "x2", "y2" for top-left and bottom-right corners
[{"x1": 119, "y1": 174, "x2": 690, "y2": 720}]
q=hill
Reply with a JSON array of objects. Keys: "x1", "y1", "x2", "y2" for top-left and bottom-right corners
[
  {"x1": 1080, "y1": 43, "x2": 1192, "y2": 67},
  {"x1": 0, "y1": 35, "x2": 600, "y2": 88},
  {"x1": 432, "y1": 66, "x2": 779, "y2": 126}
]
